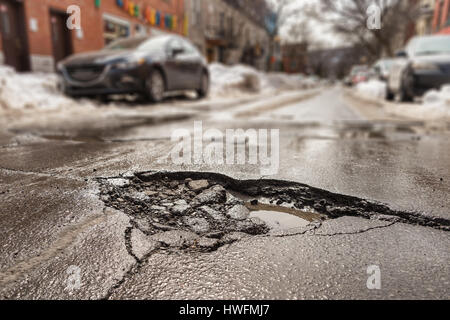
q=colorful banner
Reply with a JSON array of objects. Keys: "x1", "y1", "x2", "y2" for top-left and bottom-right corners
[
  {"x1": 150, "y1": 9, "x2": 156, "y2": 25},
  {"x1": 184, "y1": 16, "x2": 189, "y2": 36},
  {"x1": 156, "y1": 11, "x2": 161, "y2": 26},
  {"x1": 116, "y1": 1, "x2": 179, "y2": 31},
  {"x1": 172, "y1": 16, "x2": 177, "y2": 30}
]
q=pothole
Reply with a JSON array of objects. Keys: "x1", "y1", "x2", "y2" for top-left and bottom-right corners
[{"x1": 97, "y1": 171, "x2": 449, "y2": 255}]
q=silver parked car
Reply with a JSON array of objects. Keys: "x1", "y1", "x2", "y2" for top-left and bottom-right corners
[{"x1": 387, "y1": 35, "x2": 450, "y2": 101}]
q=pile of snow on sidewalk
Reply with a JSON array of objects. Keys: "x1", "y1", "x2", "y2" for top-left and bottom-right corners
[
  {"x1": 355, "y1": 78, "x2": 450, "y2": 120},
  {"x1": 208, "y1": 63, "x2": 314, "y2": 97},
  {"x1": 356, "y1": 79, "x2": 387, "y2": 99},
  {"x1": 383, "y1": 87, "x2": 450, "y2": 120},
  {"x1": 415, "y1": 86, "x2": 450, "y2": 118},
  {"x1": 0, "y1": 66, "x2": 94, "y2": 113}
]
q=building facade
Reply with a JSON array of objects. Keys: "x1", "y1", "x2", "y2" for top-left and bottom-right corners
[
  {"x1": 432, "y1": 0, "x2": 450, "y2": 33},
  {"x1": 417, "y1": 0, "x2": 436, "y2": 35},
  {"x1": 281, "y1": 42, "x2": 307, "y2": 74},
  {"x1": 185, "y1": 0, "x2": 273, "y2": 70},
  {"x1": 0, "y1": 0, "x2": 185, "y2": 72},
  {"x1": 184, "y1": 0, "x2": 205, "y2": 54}
]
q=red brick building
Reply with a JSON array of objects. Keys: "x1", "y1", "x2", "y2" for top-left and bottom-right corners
[
  {"x1": 0, "y1": 0, "x2": 185, "y2": 72},
  {"x1": 281, "y1": 42, "x2": 308, "y2": 74},
  {"x1": 432, "y1": 0, "x2": 450, "y2": 33}
]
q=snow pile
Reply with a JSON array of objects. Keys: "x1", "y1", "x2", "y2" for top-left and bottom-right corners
[
  {"x1": 413, "y1": 86, "x2": 450, "y2": 119},
  {"x1": 262, "y1": 73, "x2": 311, "y2": 91},
  {"x1": 208, "y1": 63, "x2": 313, "y2": 97},
  {"x1": 209, "y1": 63, "x2": 261, "y2": 96},
  {"x1": 0, "y1": 66, "x2": 94, "y2": 114},
  {"x1": 356, "y1": 79, "x2": 387, "y2": 99},
  {"x1": 381, "y1": 85, "x2": 450, "y2": 121},
  {"x1": 0, "y1": 63, "x2": 316, "y2": 114}
]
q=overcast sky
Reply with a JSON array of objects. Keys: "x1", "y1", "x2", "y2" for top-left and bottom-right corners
[{"x1": 267, "y1": 0, "x2": 346, "y2": 48}]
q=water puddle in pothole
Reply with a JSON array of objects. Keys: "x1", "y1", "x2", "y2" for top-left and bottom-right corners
[{"x1": 244, "y1": 202, "x2": 325, "y2": 231}]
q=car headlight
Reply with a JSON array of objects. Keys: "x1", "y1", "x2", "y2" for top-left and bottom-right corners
[
  {"x1": 113, "y1": 58, "x2": 146, "y2": 69},
  {"x1": 411, "y1": 61, "x2": 439, "y2": 71}
]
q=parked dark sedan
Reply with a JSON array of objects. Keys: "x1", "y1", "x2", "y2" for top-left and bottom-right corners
[
  {"x1": 57, "y1": 35, "x2": 210, "y2": 102},
  {"x1": 387, "y1": 35, "x2": 450, "y2": 101}
]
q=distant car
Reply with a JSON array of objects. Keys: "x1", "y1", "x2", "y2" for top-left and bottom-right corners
[
  {"x1": 57, "y1": 35, "x2": 210, "y2": 102},
  {"x1": 372, "y1": 58, "x2": 395, "y2": 81},
  {"x1": 343, "y1": 76, "x2": 352, "y2": 86},
  {"x1": 387, "y1": 35, "x2": 450, "y2": 101},
  {"x1": 349, "y1": 65, "x2": 369, "y2": 86}
]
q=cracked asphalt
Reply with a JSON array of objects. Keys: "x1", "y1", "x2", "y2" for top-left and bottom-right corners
[{"x1": 0, "y1": 87, "x2": 449, "y2": 299}]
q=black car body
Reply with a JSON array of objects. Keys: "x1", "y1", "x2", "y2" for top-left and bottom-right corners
[
  {"x1": 57, "y1": 35, "x2": 210, "y2": 102},
  {"x1": 387, "y1": 35, "x2": 450, "y2": 101}
]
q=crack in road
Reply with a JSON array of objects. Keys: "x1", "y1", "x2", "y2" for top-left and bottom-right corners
[
  {"x1": 0, "y1": 210, "x2": 108, "y2": 292},
  {"x1": 313, "y1": 221, "x2": 397, "y2": 237},
  {"x1": 0, "y1": 166, "x2": 90, "y2": 183}
]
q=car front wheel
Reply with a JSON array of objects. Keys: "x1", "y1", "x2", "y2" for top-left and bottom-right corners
[
  {"x1": 386, "y1": 88, "x2": 395, "y2": 101},
  {"x1": 398, "y1": 68, "x2": 414, "y2": 102},
  {"x1": 146, "y1": 70, "x2": 165, "y2": 102},
  {"x1": 196, "y1": 72, "x2": 209, "y2": 99}
]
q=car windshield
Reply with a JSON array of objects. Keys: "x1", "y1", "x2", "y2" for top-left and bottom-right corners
[
  {"x1": 105, "y1": 37, "x2": 149, "y2": 50},
  {"x1": 136, "y1": 36, "x2": 171, "y2": 54},
  {"x1": 412, "y1": 37, "x2": 450, "y2": 56},
  {"x1": 104, "y1": 36, "x2": 170, "y2": 55}
]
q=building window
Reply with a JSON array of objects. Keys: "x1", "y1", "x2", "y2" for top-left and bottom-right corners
[{"x1": 103, "y1": 14, "x2": 130, "y2": 45}]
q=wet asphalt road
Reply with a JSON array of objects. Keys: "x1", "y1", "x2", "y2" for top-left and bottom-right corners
[{"x1": 0, "y1": 86, "x2": 449, "y2": 299}]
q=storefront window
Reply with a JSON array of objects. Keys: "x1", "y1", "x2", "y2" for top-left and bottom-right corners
[{"x1": 103, "y1": 15, "x2": 130, "y2": 45}]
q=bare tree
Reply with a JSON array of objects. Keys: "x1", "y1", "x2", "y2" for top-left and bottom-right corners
[
  {"x1": 267, "y1": 0, "x2": 305, "y2": 42},
  {"x1": 314, "y1": 0, "x2": 419, "y2": 58}
]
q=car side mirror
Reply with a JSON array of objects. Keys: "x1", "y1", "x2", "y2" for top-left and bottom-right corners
[{"x1": 395, "y1": 50, "x2": 407, "y2": 58}]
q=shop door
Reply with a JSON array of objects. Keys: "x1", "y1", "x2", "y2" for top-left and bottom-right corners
[
  {"x1": 0, "y1": 0, "x2": 30, "y2": 71},
  {"x1": 50, "y1": 10, "x2": 72, "y2": 66}
]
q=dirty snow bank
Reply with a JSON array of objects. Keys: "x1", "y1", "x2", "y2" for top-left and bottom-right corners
[
  {"x1": 387, "y1": 86, "x2": 450, "y2": 120},
  {"x1": 354, "y1": 78, "x2": 450, "y2": 120},
  {"x1": 356, "y1": 79, "x2": 387, "y2": 99},
  {"x1": 0, "y1": 63, "x2": 317, "y2": 114},
  {"x1": 208, "y1": 63, "x2": 314, "y2": 97},
  {"x1": 0, "y1": 66, "x2": 94, "y2": 114}
]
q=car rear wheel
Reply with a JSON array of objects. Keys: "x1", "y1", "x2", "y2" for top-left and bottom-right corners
[
  {"x1": 398, "y1": 69, "x2": 414, "y2": 102},
  {"x1": 196, "y1": 72, "x2": 209, "y2": 99},
  {"x1": 146, "y1": 70, "x2": 165, "y2": 102}
]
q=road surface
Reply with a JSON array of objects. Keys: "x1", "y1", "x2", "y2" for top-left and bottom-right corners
[{"x1": 0, "y1": 86, "x2": 448, "y2": 299}]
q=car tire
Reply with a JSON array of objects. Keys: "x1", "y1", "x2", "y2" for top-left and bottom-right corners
[
  {"x1": 386, "y1": 88, "x2": 395, "y2": 101},
  {"x1": 196, "y1": 72, "x2": 209, "y2": 99},
  {"x1": 399, "y1": 68, "x2": 414, "y2": 102},
  {"x1": 398, "y1": 87, "x2": 413, "y2": 102},
  {"x1": 146, "y1": 70, "x2": 165, "y2": 102}
]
